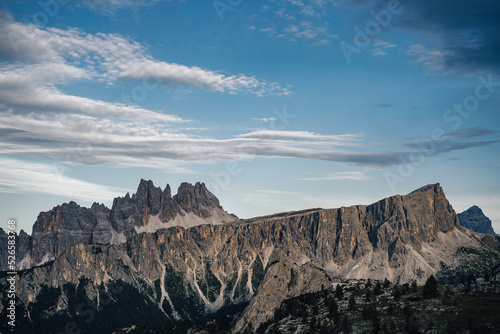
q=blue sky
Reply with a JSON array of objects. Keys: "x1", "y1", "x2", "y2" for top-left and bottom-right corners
[{"x1": 1, "y1": 0, "x2": 499, "y2": 234}]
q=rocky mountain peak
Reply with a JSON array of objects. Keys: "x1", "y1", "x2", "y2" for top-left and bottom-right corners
[
  {"x1": 175, "y1": 182, "x2": 220, "y2": 210},
  {"x1": 163, "y1": 183, "x2": 172, "y2": 199},
  {"x1": 3, "y1": 179, "x2": 236, "y2": 271},
  {"x1": 409, "y1": 182, "x2": 442, "y2": 194},
  {"x1": 458, "y1": 205, "x2": 496, "y2": 234}
]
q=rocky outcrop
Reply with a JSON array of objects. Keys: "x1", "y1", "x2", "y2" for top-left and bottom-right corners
[
  {"x1": 2, "y1": 183, "x2": 499, "y2": 333},
  {"x1": 0, "y1": 180, "x2": 236, "y2": 271},
  {"x1": 458, "y1": 205, "x2": 496, "y2": 234},
  {"x1": 31, "y1": 201, "x2": 97, "y2": 265},
  {"x1": 0, "y1": 228, "x2": 31, "y2": 271}
]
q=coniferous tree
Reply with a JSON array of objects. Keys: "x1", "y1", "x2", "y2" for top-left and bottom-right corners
[
  {"x1": 341, "y1": 316, "x2": 353, "y2": 334},
  {"x1": 327, "y1": 297, "x2": 339, "y2": 320},
  {"x1": 467, "y1": 273, "x2": 476, "y2": 285},
  {"x1": 335, "y1": 284, "x2": 344, "y2": 299},
  {"x1": 393, "y1": 285, "x2": 401, "y2": 300},
  {"x1": 319, "y1": 320, "x2": 331, "y2": 334},
  {"x1": 348, "y1": 294, "x2": 356, "y2": 311},
  {"x1": 371, "y1": 306, "x2": 381, "y2": 334},
  {"x1": 411, "y1": 280, "x2": 417, "y2": 293},
  {"x1": 423, "y1": 275, "x2": 438, "y2": 298},
  {"x1": 365, "y1": 287, "x2": 372, "y2": 302},
  {"x1": 383, "y1": 278, "x2": 391, "y2": 288},
  {"x1": 373, "y1": 281, "x2": 383, "y2": 296}
]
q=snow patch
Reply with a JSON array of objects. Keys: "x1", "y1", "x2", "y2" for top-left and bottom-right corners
[
  {"x1": 109, "y1": 228, "x2": 127, "y2": 244},
  {"x1": 17, "y1": 254, "x2": 32, "y2": 270},
  {"x1": 135, "y1": 209, "x2": 236, "y2": 234}
]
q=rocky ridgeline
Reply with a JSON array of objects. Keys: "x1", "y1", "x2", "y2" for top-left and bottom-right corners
[
  {"x1": 0, "y1": 180, "x2": 236, "y2": 271},
  {"x1": 1, "y1": 183, "x2": 499, "y2": 333},
  {"x1": 458, "y1": 205, "x2": 496, "y2": 234}
]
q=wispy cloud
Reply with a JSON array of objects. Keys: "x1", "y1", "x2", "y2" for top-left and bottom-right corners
[
  {"x1": 444, "y1": 127, "x2": 496, "y2": 139},
  {"x1": 252, "y1": 117, "x2": 277, "y2": 123},
  {"x1": 406, "y1": 44, "x2": 446, "y2": 73},
  {"x1": 251, "y1": 1, "x2": 339, "y2": 45},
  {"x1": 371, "y1": 48, "x2": 387, "y2": 57},
  {"x1": 237, "y1": 130, "x2": 362, "y2": 145},
  {"x1": 374, "y1": 103, "x2": 393, "y2": 108},
  {"x1": 81, "y1": 0, "x2": 160, "y2": 13},
  {"x1": 117, "y1": 59, "x2": 290, "y2": 96},
  {"x1": 0, "y1": 157, "x2": 126, "y2": 201},
  {"x1": 0, "y1": 63, "x2": 183, "y2": 122},
  {"x1": 0, "y1": 110, "x2": 406, "y2": 170},
  {"x1": 373, "y1": 40, "x2": 396, "y2": 48},
  {"x1": 1, "y1": 112, "x2": 498, "y2": 184},
  {"x1": 298, "y1": 171, "x2": 369, "y2": 181}
]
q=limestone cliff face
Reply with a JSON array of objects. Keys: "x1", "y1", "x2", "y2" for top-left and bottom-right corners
[
  {"x1": 0, "y1": 228, "x2": 31, "y2": 271},
  {"x1": 3, "y1": 183, "x2": 499, "y2": 333},
  {"x1": 0, "y1": 180, "x2": 236, "y2": 271},
  {"x1": 31, "y1": 201, "x2": 97, "y2": 265}
]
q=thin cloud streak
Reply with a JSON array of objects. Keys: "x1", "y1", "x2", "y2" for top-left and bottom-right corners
[
  {"x1": 297, "y1": 171, "x2": 369, "y2": 181},
  {"x1": 2, "y1": 111, "x2": 497, "y2": 172},
  {"x1": 0, "y1": 157, "x2": 127, "y2": 202}
]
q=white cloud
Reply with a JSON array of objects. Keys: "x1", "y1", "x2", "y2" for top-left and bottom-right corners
[
  {"x1": 0, "y1": 63, "x2": 183, "y2": 122},
  {"x1": 297, "y1": 171, "x2": 369, "y2": 181},
  {"x1": 0, "y1": 157, "x2": 126, "y2": 201},
  {"x1": 0, "y1": 111, "x2": 409, "y2": 170},
  {"x1": 250, "y1": 1, "x2": 338, "y2": 44},
  {"x1": 406, "y1": 44, "x2": 447, "y2": 72},
  {"x1": 81, "y1": 0, "x2": 160, "y2": 12},
  {"x1": 372, "y1": 48, "x2": 387, "y2": 57},
  {"x1": 237, "y1": 130, "x2": 362, "y2": 145},
  {"x1": 374, "y1": 40, "x2": 397, "y2": 48},
  {"x1": 117, "y1": 59, "x2": 290, "y2": 96},
  {"x1": 252, "y1": 117, "x2": 277, "y2": 123},
  {"x1": 0, "y1": 14, "x2": 291, "y2": 101}
]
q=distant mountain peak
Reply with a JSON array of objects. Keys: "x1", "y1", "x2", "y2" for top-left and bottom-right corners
[{"x1": 458, "y1": 205, "x2": 496, "y2": 234}]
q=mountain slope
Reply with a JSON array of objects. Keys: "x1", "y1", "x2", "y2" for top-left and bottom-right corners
[{"x1": 1, "y1": 183, "x2": 499, "y2": 333}]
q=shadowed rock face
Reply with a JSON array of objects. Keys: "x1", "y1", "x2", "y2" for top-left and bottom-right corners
[
  {"x1": 458, "y1": 205, "x2": 496, "y2": 234},
  {"x1": 3, "y1": 183, "x2": 498, "y2": 333},
  {"x1": 1, "y1": 180, "x2": 235, "y2": 270}
]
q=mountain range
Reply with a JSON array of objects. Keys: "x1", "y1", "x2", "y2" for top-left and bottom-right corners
[{"x1": 1, "y1": 181, "x2": 499, "y2": 333}]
